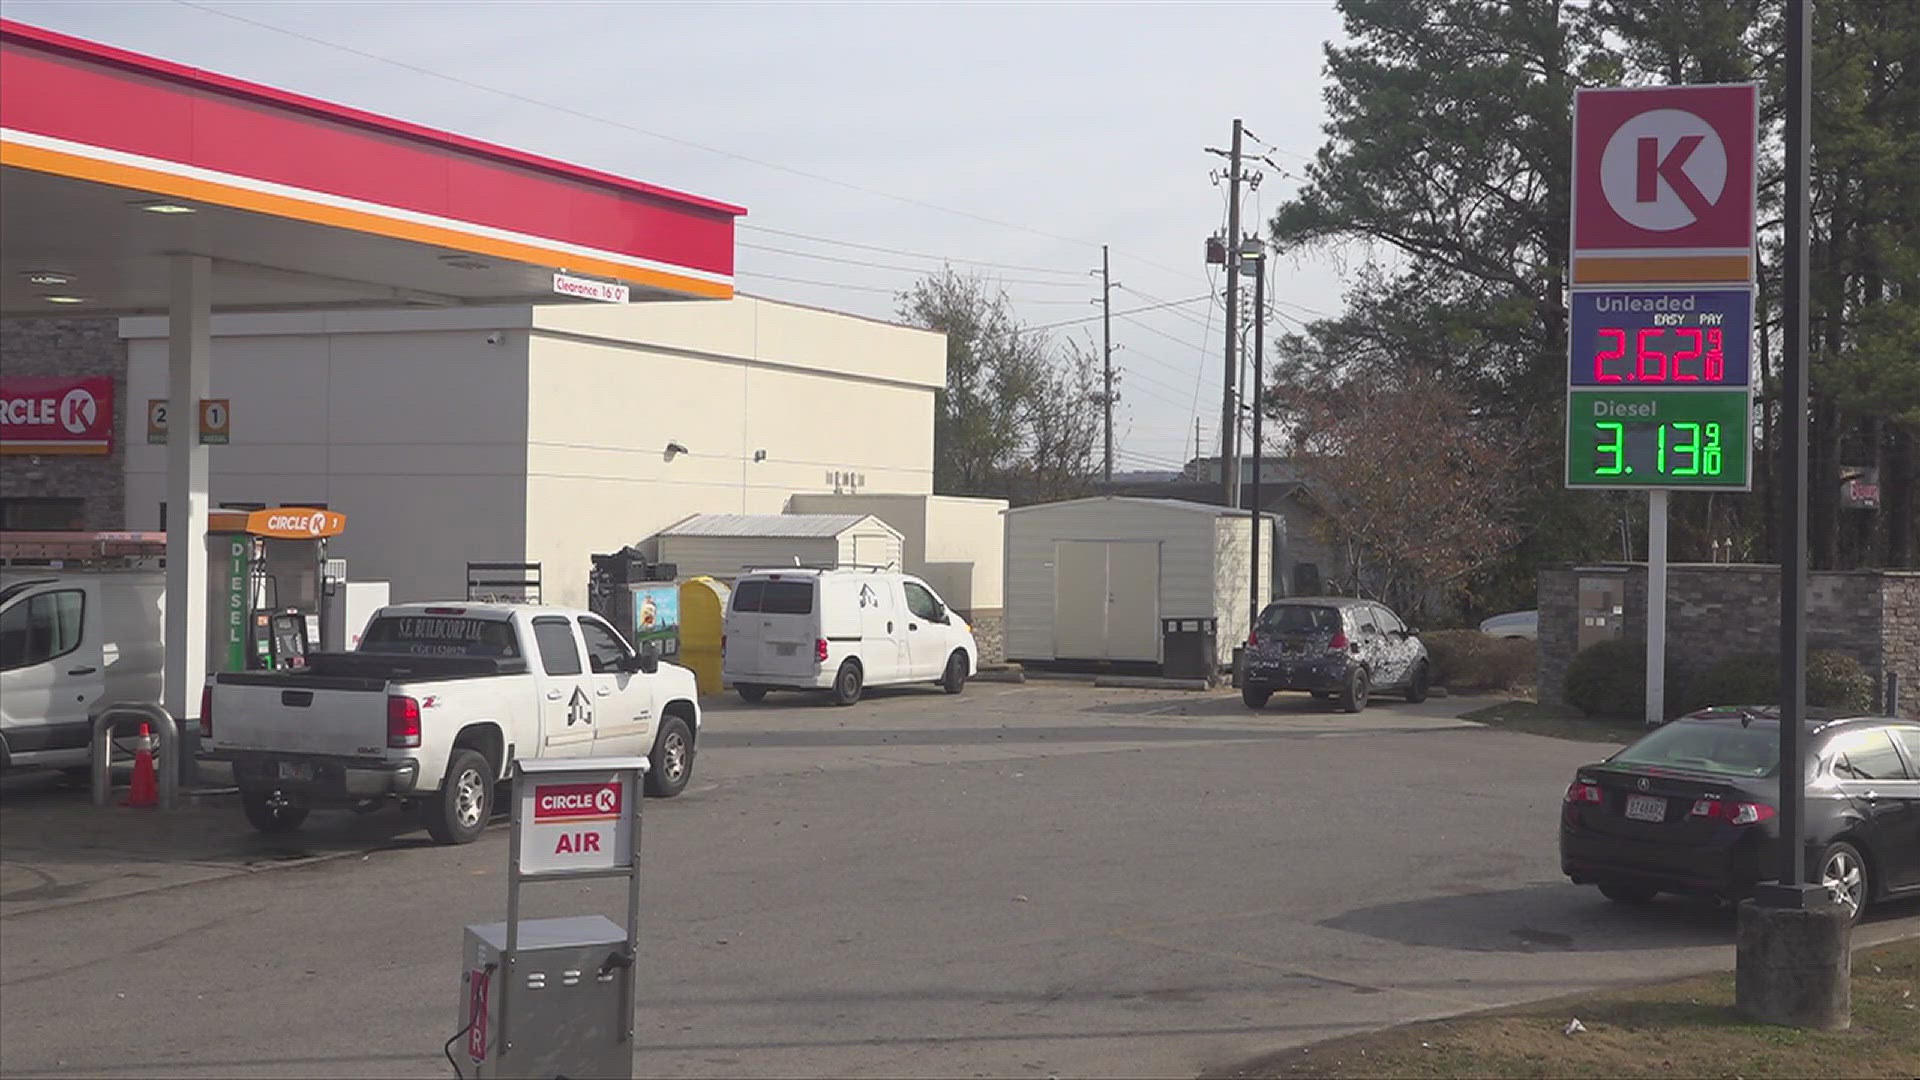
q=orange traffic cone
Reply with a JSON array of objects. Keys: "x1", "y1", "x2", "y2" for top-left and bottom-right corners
[{"x1": 122, "y1": 722, "x2": 159, "y2": 808}]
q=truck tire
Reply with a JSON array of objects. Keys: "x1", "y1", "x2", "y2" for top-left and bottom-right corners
[
  {"x1": 830, "y1": 660, "x2": 863, "y2": 706},
  {"x1": 423, "y1": 748, "x2": 493, "y2": 845},
  {"x1": 241, "y1": 787, "x2": 310, "y2": 834},
  {"x1": 645, "y1": 716, "x2": 693, "y2": 798}
]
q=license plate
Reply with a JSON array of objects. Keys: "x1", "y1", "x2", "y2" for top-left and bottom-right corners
[
  {"x1": 1624, "y1": 794, "x2": 1665, "y2": 822},
  {"x1": 774, "y1": 643, "x2": 797, "y2": 657},
  {"x1": 277, "y1": 761, "x2": 313, "y2": 782}
]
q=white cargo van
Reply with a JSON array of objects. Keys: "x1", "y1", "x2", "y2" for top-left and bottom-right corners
[
  {"x1": 723, "y1": 568, "x2": 977, "y2": 705},
  {"x1": 0, "y1": 572, "x2": 165, "y2": 770}
]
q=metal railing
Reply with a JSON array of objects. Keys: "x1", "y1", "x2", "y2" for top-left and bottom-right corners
[{"x1": 90, "y1": 703, "x2": 180, "y2": 810}]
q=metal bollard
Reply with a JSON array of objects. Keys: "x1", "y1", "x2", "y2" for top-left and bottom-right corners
[{"x1": 90, "y1": 703, "x2": 180, "y2": 810}]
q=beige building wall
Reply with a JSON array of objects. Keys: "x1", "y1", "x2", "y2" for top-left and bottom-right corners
[{"x1": 123, "y1": 297, "x2": 945, "y2": 609}]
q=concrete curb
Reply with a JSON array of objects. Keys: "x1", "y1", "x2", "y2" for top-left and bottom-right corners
[
  {"x1": 1092, "y1": 675, "x2": 1217, "y2": 691},
  {"x1": 974, "y1": 666, "x2": 1026, "y2": 684}
]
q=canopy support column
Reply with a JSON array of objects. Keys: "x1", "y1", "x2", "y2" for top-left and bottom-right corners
[{"x1": 163, "y1": 254, "x2": 211, "y2": 727}]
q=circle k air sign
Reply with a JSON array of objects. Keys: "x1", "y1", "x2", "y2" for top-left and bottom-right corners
[
  {"x1": 518, "y1": 775, "x2": 633, "y2": 873},
  {"x1": 1571, "y1": 84, "x2": 1757, "y2": 286}
]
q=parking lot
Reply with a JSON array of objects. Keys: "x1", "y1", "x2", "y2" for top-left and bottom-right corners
[{"x1": 3, "y1": 680, "x2": 1916, "y2": 1078}]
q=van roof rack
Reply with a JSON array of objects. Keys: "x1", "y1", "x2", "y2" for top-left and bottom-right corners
[
  {"x1": 738, "y1": 561, "x2": 899, "y2": 573},
  {"x1": 0, "y1": 531, "x2": 168, "y2": 570}
]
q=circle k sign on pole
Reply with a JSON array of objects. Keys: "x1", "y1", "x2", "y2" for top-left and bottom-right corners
[{"x1": 1572, "y1": 84, "x2": 1758, "y2": 287}]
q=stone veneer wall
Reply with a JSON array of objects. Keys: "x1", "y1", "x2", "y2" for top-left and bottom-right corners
[
  {"x1": 963, "y1": 608, "x2": 1006, "y2": 666},
  {"x1": 0, "y1": 318, "x2": 127, "y2": 530},
  {"x1": 1538, "y1": 564, "x2": 1919, "y2": 719}
]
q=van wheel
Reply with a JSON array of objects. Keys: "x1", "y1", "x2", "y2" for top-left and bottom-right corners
[
  {"x1": 830, "y1": 660, "x2": 863, "y2": 706},
  {"x1": 422, "y1": 749, "x2": 492, "y2": 845},
  {"x1": 941, "y1": 652, "x2": 969, "y2": 694},
  {"x1": 645, "y1": 716, "x2": 693, "y2": 798},
  {"x1": 736, "y1": 684, "x2": 768, "y2": 703},
  {"x1": 241, "y1": 787, "x2": 310, "y2": 834}
]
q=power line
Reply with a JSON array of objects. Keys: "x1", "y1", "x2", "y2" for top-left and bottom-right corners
[
  {"x1": 1115, "y1": 312, "x2": 1210, "y2": 356},
  {"x1": 736, "y1": 271, "x2": 902, "y2": 295},
  {"x1": 738, "y1": 224, "x2": 1083, "y2": 278},
  {"x1": 1030, "y1": 295, "x2": 1210, "y2": 332},
  {"x1": 168, "y1": 1, "x2": 1142, "y2": 255},
  {"x1": 739, "y1": 241, "x2": 1086, "y2": 288}
]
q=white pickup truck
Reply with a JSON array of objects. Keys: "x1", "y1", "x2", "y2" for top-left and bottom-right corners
[{"x1": 202, "y1": 602, "x2": 701, "y2": 844}]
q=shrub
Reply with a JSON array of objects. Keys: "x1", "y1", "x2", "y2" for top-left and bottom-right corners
[
  {"x1": 1684, "y1": 650, "x2": 1876, "y2": 713},
  {"x1": 1422, "y1": 629, "x2": 1535, "y2": 691},
  {"x1": 1565, "y1": 637, "x2": 1646, "y2": 719}
]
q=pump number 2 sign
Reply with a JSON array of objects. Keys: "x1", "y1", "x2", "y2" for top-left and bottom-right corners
[{"x1": 517, "y1": 776, "x2": 633, "y2": 873}]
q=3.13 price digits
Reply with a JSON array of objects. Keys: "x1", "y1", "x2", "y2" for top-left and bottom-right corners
[{"x1": 1592, "y1": 420, "x2": 1723, "y2": 477}]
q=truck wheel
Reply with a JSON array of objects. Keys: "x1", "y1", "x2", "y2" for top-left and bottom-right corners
[
  {"x1": 736, "y1": 684, "x2": 768, "y2": 704},
  {"x1": 423, "y1": 749, "x2": 492, "y2": 845},
  {"x1": 241, "y1": 787, "x2": 310, "y2": 834},
  {"x1": 830, "y1": 660, "x2": 863, "y2": 706},
  {"x1": 645, "y1": 716, "x2": 693, "y2": 798},
  {"x1": 941, "y1": 652, "x2": 969, "y2": 694}
]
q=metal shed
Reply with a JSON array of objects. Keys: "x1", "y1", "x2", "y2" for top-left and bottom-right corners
[
  {"x1": 653, "y1": 513, "x2": 904, "y2": 580},
  {"x1": 1003, "y1": 497, "x2": 1278, "y2": 668}
]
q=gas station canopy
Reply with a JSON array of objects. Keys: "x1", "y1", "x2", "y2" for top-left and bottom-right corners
[{"x1": 0, "y1": 19, "x2": 744, "y2": 316}]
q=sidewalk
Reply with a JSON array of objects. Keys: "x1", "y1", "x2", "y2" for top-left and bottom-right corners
[{"x1": 0, "y1": 769, "x2": 420, "y2": 918}]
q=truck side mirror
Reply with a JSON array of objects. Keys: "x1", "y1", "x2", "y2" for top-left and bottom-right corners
[{"x1": 635, "y1": 652, "x2": 658, "y2": 675}]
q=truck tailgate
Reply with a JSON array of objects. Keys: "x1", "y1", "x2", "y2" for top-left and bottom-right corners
[{"x1": 209, "y1": 677, "x2": 391, "y2": 757}]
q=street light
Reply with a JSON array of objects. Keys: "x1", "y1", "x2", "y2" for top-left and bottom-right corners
[{"x1": 1239, "y1": 238, "x2": 1267, "y2": 630}]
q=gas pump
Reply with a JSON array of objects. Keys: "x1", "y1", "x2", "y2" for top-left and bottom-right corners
[{"x1": 205, "y1": 507, "x2": 348, "y2": 673}]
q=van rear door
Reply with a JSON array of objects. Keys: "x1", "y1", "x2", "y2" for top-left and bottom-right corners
[
  {"x1": 0, "y1": 581, "x2": 101, "y2": 758},
  {"x1": 742, "y1": 576, "x2": 819, "y2": 681}
]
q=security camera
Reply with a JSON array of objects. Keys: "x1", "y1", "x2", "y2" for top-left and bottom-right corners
[{"x1": 485, "y1": 332, "x2": 503, "y2": 346}]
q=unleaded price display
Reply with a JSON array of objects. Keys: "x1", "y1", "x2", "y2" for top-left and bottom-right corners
[{"x1": 1565, "y1": 288, "x2": 1754, "y2": 491}]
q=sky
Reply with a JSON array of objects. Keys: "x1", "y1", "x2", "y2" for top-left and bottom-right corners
[{"x1": 7, "y1": 0, "x2": 1362, "y2": 474}]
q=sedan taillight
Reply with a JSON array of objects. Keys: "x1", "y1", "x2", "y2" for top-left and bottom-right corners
[
  {"x1": 1565, "y1": 780, "x2": 1604, "y2": 804},
  {"x1": 1690, "y1": 799, "x2": 1775, "y2": 825}
]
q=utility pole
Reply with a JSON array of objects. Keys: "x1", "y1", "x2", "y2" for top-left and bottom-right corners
[
  {"x1": 1243, "y1": 239, "x2": 1266, "y2": 629},
  {"x1": 1219, "y1": 119, "x2": 1244, "y2": 508},
  {"x1": 1099, "y1": 244, "x2": 1115, "y2": 484}
]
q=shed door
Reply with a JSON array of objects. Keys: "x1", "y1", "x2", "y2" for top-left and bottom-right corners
[
  {"x1": 1053, "y1": 541, "x2": 1108, "y2": 659},
  {"x1": 1104, "y1": 541, "x2": 1161, "y2": 661},
  {"x1": 1052, "y1": 540, "x2": 1160, "y2": 661}
]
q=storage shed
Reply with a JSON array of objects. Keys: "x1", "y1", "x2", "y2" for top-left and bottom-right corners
[
  {"x1": 652, "y1": 513, "x2": 904, "y2": 581},
  {"x1": 1003, "y1": 497, "x2": 1278, "y2": 669}
]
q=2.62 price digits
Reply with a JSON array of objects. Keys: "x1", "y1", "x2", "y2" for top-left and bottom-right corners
[
  {"x1": 1594, "y1": 327, "x2": 1725, "y2": 384},
  {"x1": 1593, "y1": 421, "x2": 1723, "y2": 478}
]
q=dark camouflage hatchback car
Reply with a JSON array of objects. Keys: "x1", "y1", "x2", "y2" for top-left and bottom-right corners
[{"x1": 1241, "y1": 598, "x2": 1430, "y2": 712}]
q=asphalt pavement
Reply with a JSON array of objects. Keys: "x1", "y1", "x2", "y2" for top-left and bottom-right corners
[{"x1": 1, "y1": 681, "x2": 1914, "y2": 1078}]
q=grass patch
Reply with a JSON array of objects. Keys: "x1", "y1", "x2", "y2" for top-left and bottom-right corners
[
  {"x1": 1460, "y1": 700, "x2": 1646, "y2": 745},
  {"x1": 1211, "y1": 937, "x2": 1920, "y2": 1079}
]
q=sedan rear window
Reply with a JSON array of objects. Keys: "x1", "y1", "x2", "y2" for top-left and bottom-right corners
[
  {"x1": 1258, "y1": 604, "x2": 1341, "y2": 634},
  {"x1": 732, "y1": 579, "x2": 813, "y2": 615},
  {"x1": 1610, "y1": 721, "x2": 1780, "y2": 778}
]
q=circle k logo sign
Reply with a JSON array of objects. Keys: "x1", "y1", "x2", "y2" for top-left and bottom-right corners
[
  {"x1": 1599, "y1": 109, "x2": 1728, "y2": 232},
  {"x1": 59, "y1": 388, "x2": 98, "y2": 434}
]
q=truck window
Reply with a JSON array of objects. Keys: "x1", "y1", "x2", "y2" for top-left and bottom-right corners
[
  {"x1": 578, "y1": 619, "x2": 631, "y2": 673},
  {"x1": 360, "y1": 615, "x2": 519, "y2": 658},
  {"x1": 0, "y1": 589, "x2": 84, "y2": 671},
  {"x1": 531, "y1": 617, "x2": 583, "y2": 676}
]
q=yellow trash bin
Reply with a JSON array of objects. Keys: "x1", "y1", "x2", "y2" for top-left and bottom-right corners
[{"x1": 678, "y1": 576, "x2": 730, "y2": 697}]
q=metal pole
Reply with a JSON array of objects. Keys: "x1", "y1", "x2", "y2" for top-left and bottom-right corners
[
  {"x1": 1770, "y1": 0, "x2": 1813, "y2": 902},
  {"x1": 1101, "y1": 244, "x2": 1113, "y2": 484},
  {"x1": 1248, "y1": 252, "x2": 1265, "y2": 630},
  {"x1": 1220, "y1": 119, "x2": 1243, "y2": 509},
  {"x1": 1646, "y1": 491, "x2": 1667, "y2": 726}
]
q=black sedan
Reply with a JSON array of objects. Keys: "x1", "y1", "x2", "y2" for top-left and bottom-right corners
[{"x1": 1559, "y1": 708, "x2": 1920, "y2": 920}]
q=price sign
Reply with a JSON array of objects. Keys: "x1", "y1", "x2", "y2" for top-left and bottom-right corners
[
  {"x1": 1570, "y1": 290, "x2": 1752, "y2": 387},
  {"x1": 1566, "y1": 390, "x2": 1750, "y2": 488}
]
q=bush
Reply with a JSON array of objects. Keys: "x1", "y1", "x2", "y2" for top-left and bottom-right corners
[
  {"x1": 1684, "y1": 650, "x2": 1876, "y2": 713},
  {"x1": 1422, "y1": 629, "x2": 1536, "y2": 692},
  {"x1": 1565, "y1": 637, "x2": 1646, "y2": 719}
]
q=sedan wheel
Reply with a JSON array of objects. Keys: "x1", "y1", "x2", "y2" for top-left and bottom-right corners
[{"x1": 1820, "y1": 841, "x2": 1869, "y2": 921}]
